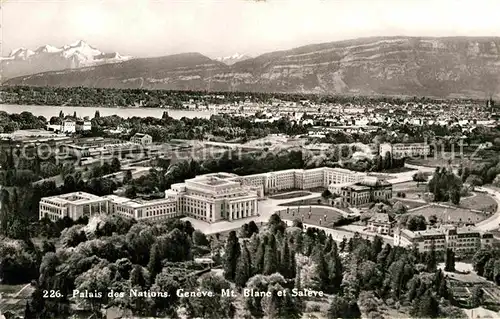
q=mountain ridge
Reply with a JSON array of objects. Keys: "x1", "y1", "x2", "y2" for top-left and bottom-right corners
[{"x1": 4, "y1": 36, "x2": 500, "y2": 99}]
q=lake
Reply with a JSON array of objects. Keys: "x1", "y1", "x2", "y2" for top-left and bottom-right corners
[{"x1": 0, "y1": 104, "x2": 214, "y2": 119}]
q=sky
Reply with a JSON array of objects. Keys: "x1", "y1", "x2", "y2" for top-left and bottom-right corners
[{"x1": 2, "y1": 0, "x2": 500, "y2": 59}]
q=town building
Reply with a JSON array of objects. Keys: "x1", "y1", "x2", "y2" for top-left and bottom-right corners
[
  {"x1": 393, "y1": 225, "x2": 493, "y2": 254},
  {"x1": 367, "y1": 213, "x2": 394, "y2": 235},
  {"x1": 46, "y1": 120, "x2": 76, "y2": 133},
  {"x1": 130, "y1": 133, "x2": 153, "y2": 145},
  {"x1": 75, "y1": 120, "x2": 92, "y2": 132},
  {"x1": 379, "y1": 143, "x2": 431, "y2": 159},
  {"x1": 338, "y1": 177, "x2": 392, "y2": 206}
]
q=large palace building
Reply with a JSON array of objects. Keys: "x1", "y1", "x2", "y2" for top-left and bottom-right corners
[
  {"x1": 393, "y1": 225, "x2": 493, "y2": 254},
  {"x1": 39, "y1": 167, "x2": 388, "y2": 223}
]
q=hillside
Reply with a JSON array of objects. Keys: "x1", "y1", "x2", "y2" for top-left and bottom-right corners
[{"x1": 4, "y1": 36, "x2": 500, "y2": 98}]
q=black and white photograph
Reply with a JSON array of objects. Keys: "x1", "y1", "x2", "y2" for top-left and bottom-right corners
[{"x1": 1, "y1": 0, "x2": 500, "y2": 318}]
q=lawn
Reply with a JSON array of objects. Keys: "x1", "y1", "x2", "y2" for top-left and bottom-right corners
[
  {"x1": 407, "y1": 204, "x2": 487, "y2": 224},
  {"x1": 277, "y1": 206, "x2": 344, "y2": 228},
  {"x1": 280, "y1": 197, "x2": 328, "y2": 207},
  {"x1": 393, "y1": 199, "x2": 427, "y2": 210},
  {"x1": 460, "y1": 193, "x2": 497, "y2": 213},
  {"x1": 269, "y1": 191, "x2": 312, "y2": 200},
  {"x1": 406, "y1": 152, "x2": 465, "y2": 167}
]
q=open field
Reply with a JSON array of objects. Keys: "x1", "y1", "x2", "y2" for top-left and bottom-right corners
[
  {"x1": 269, "y1": 191, "x2": 311, "y2": 200},
  {"x1": 407, "y1": 204, "x2": 487, "y2": 224},
  {"x1": 460, "y1": 193, "x2": 498, "y2": 213},
  {"x1": 393, "y1": 199, "x2": 428, "y2": 210},
  {"x1": 278, "y1": 206, "x2": 344, "y2": 228},
  {"x1": 407, "y1": 152, "x2": 467, "y2": 167}
]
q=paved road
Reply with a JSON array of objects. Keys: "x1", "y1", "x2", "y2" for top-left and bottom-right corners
[
  {"x1": 475, "y1": 186, "x2": 500, "y2": 232},
  {"x1": 386, "y1": 164, "x2": 436, "y2": 184}
]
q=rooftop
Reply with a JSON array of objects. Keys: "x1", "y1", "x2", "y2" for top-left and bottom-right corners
[
  {"x1": 369, "y1": 213, "x2": 391, "y2": 224},
  {"x1": 45, "y1": 192, "x2": 104, "y2": 204}
]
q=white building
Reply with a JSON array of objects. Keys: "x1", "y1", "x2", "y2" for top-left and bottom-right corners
[
  {"x1": 76, "y1": 120, "x2": 92, "y2": 132},
  {"x1": 166, "y1": 173, "x2": 259, "y2": 223},
  {"x1": 231, "y1": 167, "x2": 367, "y2": 195},
  {"x1": 39, "y1": 167, "x2": 372, "y2": 223},
  {"x1": 393, "y1": 225, "x2": 493, "y2": 254},
  {"x1": 46, "y1": 120, "x2": 76, "y2": 133},
  {"x1": 379, "y1": 143, "x2": 431, "y2": 158},
  {"x1": 104, "y1": 195, "x2": 179, "y2": 221},
  {"x1": 61, "y1": 120, "x2": 76, "y2": 133},
  {"x1": 130, "y1": 133, "x2": 153, "y2": 145},
  {"x1": 39, "y1": 192, "x2": 109, "y2": 221}
]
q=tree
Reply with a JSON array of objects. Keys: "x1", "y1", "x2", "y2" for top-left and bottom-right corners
[
  {"x1": 312, "y1": 244, "x2": 330, "y2": 292},
  {"x1": 327, "y1": 295, "x2": 361, "y2": 319},
  {"x1": 407, "y1": 215, "x2": 427, "y2": 231},
  {"x1": 444, "y1": 248, "x2": 455, "y2": 272},
  {"x1": 465, "y1": 174, "x2": 483, "y2": 187},
  {"x1": 147, "y1": 243, "x2": 162, "y2": 280},
  {"x1": 426, "y1": 241, "x2": 437, "y2": 272},
  {"x1": 383, "y1": 151, "x2": 393, "y2": 170},
  {"x1": 150, "y1": 269, "x2": 180, "y2": 316},
  {"x1": 247, "y1": 221, "x2": 259, "y2": 237},
  {"x1": 235, "y1": 241, "x2": 252, "y2": 288},
  {"x1": 111, "y1": 157, "x2": 121, "y2": 172},
  {"x1": 472, "y1": 249, "x2": 493, "y2": 276},
  {"x1": 263, "y1": 235, "x2": 278, "y2": 275},
  {"x1": 187, "y1": 274, "x2": 235, "y2": 319},
  {"x1": 280, "y1": 240, "x2": 292, "y2": 278},
  {"x1": 411, "y1": 290, "x2": 439, "y2": 318},
  {"x1": 223, "y1": 231, "x2": 240, "y2": 281},
  {"x1": 322, "y1": 189, "x2": 332, "y2": 198},
  {"x1": 469, "y1": 286, "x2": 484, "y2": 308},
  {"x1": 413, "y1": 171, "x2": 427, "y2": 186},
  {"x1": 123, "y1": 170, "x2": 133, "y2": 184},
  {"x1": 192, "y1": 230, "x2": 209, "y2": 246}
]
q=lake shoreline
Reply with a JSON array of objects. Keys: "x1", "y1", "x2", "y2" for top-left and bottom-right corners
[{"x1": 0, "y1": 104, "x2": 214, "y2": 120}]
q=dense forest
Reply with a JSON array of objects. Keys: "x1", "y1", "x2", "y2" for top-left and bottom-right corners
[{"x1": 2, "y1": 212, "x2": 469, "y2": 319}]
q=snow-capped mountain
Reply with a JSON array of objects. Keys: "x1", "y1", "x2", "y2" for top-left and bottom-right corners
[
  {"x1": 214, "y1": 53, "x2": 251, "y2": 65},
  {"x1": 0, "y1": 40, "x2": 132, "y2": 80}
]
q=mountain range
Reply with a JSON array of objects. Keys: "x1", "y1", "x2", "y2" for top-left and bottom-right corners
[
  {"x1": 214, "y1": 53, "x2": 252, "y2": 65},
  {"x1": 3, "y1": 36, "x2": 500, "y2": 99},
  {"x1": 0, "y1": 40, "x2": 132, "y2": 80}
]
